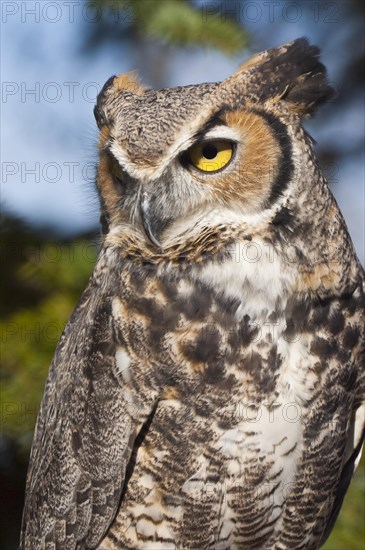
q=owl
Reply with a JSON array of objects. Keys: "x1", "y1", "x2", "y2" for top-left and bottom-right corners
[{"x1": 21, "y1": 38, "x2": 364, "y2": 550}]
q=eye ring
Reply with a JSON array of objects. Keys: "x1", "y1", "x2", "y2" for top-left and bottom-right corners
[{"x1": 182, "y1": 139, "x2": 236, "y2": 174}]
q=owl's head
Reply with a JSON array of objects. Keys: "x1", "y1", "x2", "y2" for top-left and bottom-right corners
[{"x1": 94, "y1": 38, "x2": 335, "y2": 258}]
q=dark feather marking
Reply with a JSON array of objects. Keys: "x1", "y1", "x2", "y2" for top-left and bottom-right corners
[
  {"x1": 319, "y1": 428, "x2": 365, "y2": 547},
  {"x1": 251, "y1": 109, "x2": 294, "y2": 206},
  {"x1": 328, "y1": 310, "x2": 345, "y2": 335},
  {"x1": 343, "y1": 325, "x2": 360, "y2": 349},
  {"x1": 254, "y1": 37, "x2": 335, "y2": 114},
  {"x1": 119, "y1": 400, "x2": 159, "y2": 504},
  {"x1": 191, "y1": 110, "x2": 228, "y2": 143},
  {"x1": 310, "y1": 337, "x2": 337, "y2": 358}
]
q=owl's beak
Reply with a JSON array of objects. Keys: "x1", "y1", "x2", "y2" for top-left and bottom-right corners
[{"x1": 139, "y1": 193, "x2": 162, "y2": 248}]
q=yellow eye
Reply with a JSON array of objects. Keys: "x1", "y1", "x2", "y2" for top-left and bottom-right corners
[{"x1": 188, "y1": 140, "x2": 234, "y2": 172}]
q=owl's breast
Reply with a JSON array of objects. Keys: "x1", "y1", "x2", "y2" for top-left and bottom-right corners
[
  {"x1": 108, "y1": 291, "x2": 309, "y2": 549},
  {"x1": 110, "y1": 244, "x2": 312, "y2": 404},
  {"x1": 104, "y1": 253, "x2": 362, "y2": 549}
]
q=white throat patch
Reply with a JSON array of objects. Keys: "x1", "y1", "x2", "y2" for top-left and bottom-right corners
[{"x1": 196, "y1": 239, "x2": 297, "y2": 322}]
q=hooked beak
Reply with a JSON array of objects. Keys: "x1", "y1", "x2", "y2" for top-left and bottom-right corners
[{"x1": 139, "y1": 193, "x2": 162, "y2": 248}]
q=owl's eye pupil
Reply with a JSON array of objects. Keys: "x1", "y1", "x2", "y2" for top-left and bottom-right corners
[
  {"x1": 187, "y1": 139, "x2": 233, "y2": 172},
  {"x1": 202, "y1": 144, "x2": 218, "y2": 159}
]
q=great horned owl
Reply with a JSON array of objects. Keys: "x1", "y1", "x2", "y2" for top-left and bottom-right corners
[{"x1": 21, "y1": 38, "x2": 364, "y2": 550}]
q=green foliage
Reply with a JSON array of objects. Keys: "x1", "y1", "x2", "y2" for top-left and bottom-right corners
[
  {"x1": 95, "y1": 0, "x2": 247, "y2": 53},
  {"x1": 0, "y1": 216, "x2": 97, "y2": 457}
]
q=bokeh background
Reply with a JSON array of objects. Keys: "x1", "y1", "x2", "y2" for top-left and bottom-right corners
[{"x1": 1, "y1": 1, "x2": 364, "y2": 548}]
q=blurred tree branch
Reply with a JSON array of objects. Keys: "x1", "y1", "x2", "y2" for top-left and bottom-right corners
[{"x1": 89, "y1": 0, "x2": 247, "y2": 53}]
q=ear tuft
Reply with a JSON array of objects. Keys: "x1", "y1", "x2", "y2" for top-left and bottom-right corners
[
  {"x1": 94, "y1": 72, "x2": 146, "y2": 129},
  {"x1": 274, "y1": 38, "x2": 336, "y2": 115},
  {"x1": 113, "y1": 71, "x2": 146, "y2": 95},
  {"x1": 94, "y1": 75, "x2": 116, "y2": 129},
  {"x1": 234, "y1": 38, "x2": 336, "y2": 117}
]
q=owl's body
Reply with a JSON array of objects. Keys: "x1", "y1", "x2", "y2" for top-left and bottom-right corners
[{"x1": 21, "y1": 39, "x2": 364, "y2": 550}]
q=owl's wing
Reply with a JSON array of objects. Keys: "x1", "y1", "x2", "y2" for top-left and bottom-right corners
[
  {"x1": 20, "y1": 277, "x2": 156, "y2": 549},
  {"x1": 318, "y1": 280, "x2": 365, "y2": 545},
  {"x1": 319, "y1": 406, "x2": 365, "y2": 546}
]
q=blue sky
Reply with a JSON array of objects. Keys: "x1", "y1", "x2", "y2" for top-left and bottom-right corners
[{"x1": 1, "y1": 1, "x2": 364, "y2": 263}]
